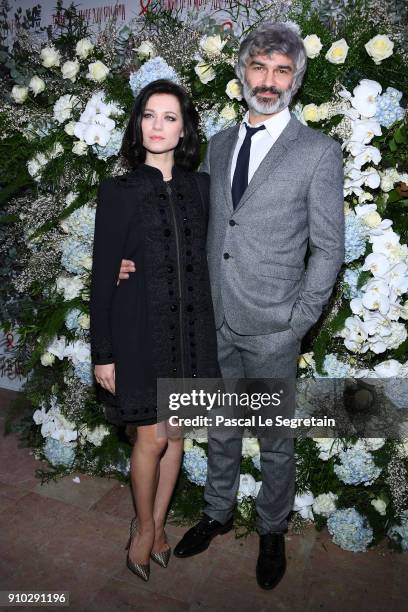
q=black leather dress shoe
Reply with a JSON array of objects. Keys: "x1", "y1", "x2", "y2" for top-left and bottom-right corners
[
  {"x1": 256, "y1": 532, "x2": 286, "y2": 590},
  {"x1": 173, "y1": 514, "x2": 233, "y2": 558}
]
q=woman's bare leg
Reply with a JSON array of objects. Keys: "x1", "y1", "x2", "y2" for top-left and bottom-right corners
[
  {"x1": 152, "y1": 435, "x2": 184, "y2": 552},
  {"x1": 129, "y1": 422, "x2": 168, "y2": 564}
]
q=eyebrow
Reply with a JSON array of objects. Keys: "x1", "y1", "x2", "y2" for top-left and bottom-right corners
[
  {"x1": 144, "y1": 108, "x2": 178, "y2": 114},
  {"x1": 250, "y1": 60, "x2": 293, "y2": 71}
]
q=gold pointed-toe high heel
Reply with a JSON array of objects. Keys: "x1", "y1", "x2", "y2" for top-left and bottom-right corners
[
  {"x1": 125, "y1": 517, "x2": 150, "y2": 582},
  {"x1": 150, "y1": 530, "x2": 172, "y2": 568}
]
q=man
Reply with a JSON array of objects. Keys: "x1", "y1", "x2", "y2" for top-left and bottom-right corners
[{"x1": 118, "y1": 22, "x2": 344, "y2": 589}]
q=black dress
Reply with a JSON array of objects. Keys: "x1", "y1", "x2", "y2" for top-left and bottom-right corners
[{"x1": 90, "y1": 163, "x2": 220, "y2": 426}]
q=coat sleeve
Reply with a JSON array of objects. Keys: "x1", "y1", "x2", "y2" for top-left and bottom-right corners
[
  {"x1": 90, "y1": 178, "x2": 129, "y2": 365},
  {"x1": 289, "y1": 139, "x2": 345, "y2": 341}
]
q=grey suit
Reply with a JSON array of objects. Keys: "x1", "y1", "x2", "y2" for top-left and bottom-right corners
[{"x1": 200, "y1": 113, "x2": 345, "y2": 534}]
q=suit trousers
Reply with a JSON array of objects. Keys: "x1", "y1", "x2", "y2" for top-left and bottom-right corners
[{"x1": 203, "y1": 319, "x2": 300, "y2": 534}]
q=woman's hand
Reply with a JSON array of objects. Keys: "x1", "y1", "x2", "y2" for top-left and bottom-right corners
[
  {"x1": 117, "y1": 258, "x2": 136, "y2": 285},
  {"x1": 94, "y1": 363, "x2": 116, "y2": 395}
]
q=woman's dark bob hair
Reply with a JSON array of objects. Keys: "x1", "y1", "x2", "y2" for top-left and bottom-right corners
[{"x1": 120, "y1": 79, "x2": 200, "y2": 171}]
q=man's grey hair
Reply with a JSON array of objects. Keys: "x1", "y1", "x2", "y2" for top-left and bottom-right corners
[{"x1": 235, "y1": 21, "x2": 307, "y2": 97}]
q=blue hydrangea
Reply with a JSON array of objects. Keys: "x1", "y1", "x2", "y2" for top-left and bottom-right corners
[
  {"x1": 93, "y1": 128, "x2": 124, "y2": 160},
  {"x1": 73, "y1": 360, "x2": 93, "y2": 385},
  {"x1": 65, "y1": 308, "x2": 81, "y2": 332},
  {"x1": 315, "y1": 354, "x2": 350, "y2": 378},
  {"x1": 374, "y1": 87, "x2": 405, "y2": 128},
  {"x1": 61, "y1": 238, "x2": 91, "y2": 274},
  {"x1": 64, "y1": 206, "x2": 95, "y2": 243},
  {"x1": 343, "y1": 268, "x2": 364, "y2": 300},
  {"x1": 388, "y1": 509, "x2": 408, "y2": 551},
  {"x1": 183, "y1": 446, "x2": 207, "y2": 486},
  {"x1": 252, "y1": 453, "x2": 261, "y2": 471},
  {"x1": 201, "y1": 110, "x2": 234, "y2": 140},
  {"x1": 334, "y1": 446, "x2": 381, "y2": 486},
  {"x1": 344, "y1": 214, "x2": 367, "y2": 263},
  {"x1": 129, "y1": 57, "x2": 180, "y2": 96},
  {"x1": 327, "y1": 507, "x2": 373, "y2": 552},
  {"x1": 43, "y1": 437, "x2": 76, "y2": 467}
]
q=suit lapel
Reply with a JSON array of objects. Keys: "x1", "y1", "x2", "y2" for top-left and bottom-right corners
[
  {"x1": 220, "y1": 125, "x2": 240, "y2": 212},
  {"x1": 234, "y1": 114, "x2": 301, "y2": 212}
]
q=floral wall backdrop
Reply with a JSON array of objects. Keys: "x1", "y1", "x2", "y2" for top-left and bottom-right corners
[{"x1": 1, "y1": 0, "x2": 408, "y2": 552}]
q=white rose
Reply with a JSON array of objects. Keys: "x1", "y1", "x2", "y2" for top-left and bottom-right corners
[
  {"x1": 225, "y1": 78, "x2": 242, "y2": 101},
  {"x1": 41, "y1": 352, "x2": 56, "y2": 367},
  {"x1": 200, "y1": 34, "x2": 226, "y2": 57},
  {"x1": 72, "y1": 140, "x2": 88, "y2": 156},
  {"x1": 86, "y1": 60, "x2": 110, "y2": 83},
  {"x1": 64, "y1": 121, "x2": 76, "y2": 136},
  {"x1": 303, "y1": 34, "x2": 323, "y2": 59},
  {"x1": 78, "y1": 313, "x2": 90, "y2": 329},
  {"x1": 318, "y1": 102, "x2": 330, "y2": 121},
  {"x1": 40, "y1": 45, "x2": 61, "y2": 68},
  {"x1": 136, "y1": 41, "x2": 156, "y2": 59},
  {"x1": 219, "y1": 103, "x2": 237, "y2": 121},
  {"x1": 61, "y1": 60, "x2": 80, "y2": 82},
  {"x1": 11, "y1": 85, "x2": 28, "y2": 104},
  {"x1": 183, "y1": 439, "x2": 194, "y2": 451},
  {"x1": 363, "y1": 210, "x2": 382, "y2": 228},
  {"x1": 303, "y1": 103, "x2": 320, "y2": 122},
  {"x1": 298, "y1": 352, "x2": 315, "y2": 369},
  {"x1": 75, "y1": 38, "x2": 94, "y2": 59},
  {"x1": 371, "y1": 498, "x2": 387, "y2": 515},
  {"x1": 29, "y1": 76, "x2": 45, "y2": 96},
  {"x1": 325, "y1": 39, "x2": 349, "y2": 64},
  {"x1": 365, "y1": 35, "x2": 394, "y2": 65},
  {"x1": 194, "y1": 62, "x2": 216, "y2": 84}
]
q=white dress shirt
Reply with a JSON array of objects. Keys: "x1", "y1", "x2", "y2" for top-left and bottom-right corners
[{"x1": 230, "y1": 107, "x2": 291, "y2": 186}]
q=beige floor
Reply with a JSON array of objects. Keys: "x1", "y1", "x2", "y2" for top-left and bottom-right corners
[{"x1": 0, "y1": 388, "x2": 406, "y2": 611}]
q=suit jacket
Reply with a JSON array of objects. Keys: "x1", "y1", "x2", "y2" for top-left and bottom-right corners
[{"x1": 201, "y1": 112, "x2": 345, "y2": 340}]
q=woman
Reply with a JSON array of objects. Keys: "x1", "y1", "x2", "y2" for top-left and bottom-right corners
[{"x1": 89, "y1": 79, "x2": 220, "y2": 582}]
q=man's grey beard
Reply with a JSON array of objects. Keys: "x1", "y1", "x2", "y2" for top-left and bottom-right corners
[{"x1": 242, "y1": 80, "x2": 293, "y2": 115}]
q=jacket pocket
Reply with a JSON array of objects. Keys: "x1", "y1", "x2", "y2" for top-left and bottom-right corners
[{"x1": 257, "y1": 262, "x2": 304, "y2": 280}]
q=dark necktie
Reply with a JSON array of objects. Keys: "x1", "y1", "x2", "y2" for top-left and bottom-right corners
[{"x1": 231, "y1": 123, "x2": 266, "y2": 209}]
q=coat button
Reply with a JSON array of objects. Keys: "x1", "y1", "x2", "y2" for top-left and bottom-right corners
[
  {"x1": 177, "y1": 193, "x2": 183, "y2": 200},
  {"x1": 223, "y1": 252, "x2": 230, "y2": 259},
  {"x1": 164, "y1": 229, "x2": 171, "y2": 237},
  {"x1": 185, "y1": 228, "x2": 191, "y2": 236},
  {"x1": 167, "y1": 265, "x2": 174, "y2": 273},
  {"x1": 186, "y1": 264, "x2": 193, "y2": 272},
  {"x1": 229, "y1": 219, "x2": 236, "y2": 226},
  {"x1": 159, "y1": 193, "x2": 166, "y2": 200},
  {"x1": 186, "y1": 305, "x2": 194, "y2": 312},
  {"x1": 170, "y1": 304, "x2": 177, "y2": 312}
]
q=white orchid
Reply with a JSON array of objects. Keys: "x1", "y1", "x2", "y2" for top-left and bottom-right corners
[
  {"x1": 348, "y1": 143, "x2": 381, "y2": 169},
  {"x1": 341, "y1": 316, "x2": 369, "y2": 353},
  {"x1": 349, "y1": 118, "x2": 382, "y2": 144},
  {"x1": 350, "y1": 79, "x2": 382, "y2": 117},
  {"x1": 361, "y1": 279, "x2": 390, "y2": 314},
  {"x1": 373, "y1": 359, "x2": 403, "y2": 378},
  {"x1": 362, "y1": 252, "x2": 391, "y2": 277}
]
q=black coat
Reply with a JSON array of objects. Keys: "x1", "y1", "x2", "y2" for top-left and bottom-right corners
[{"x1": 90, "y1": 163, "x2": 220, "y2": 426}]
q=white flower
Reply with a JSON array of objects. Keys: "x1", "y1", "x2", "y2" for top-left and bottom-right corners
[
  {"x1": 86, "y1": 60, "x2": 110, "y2": 83},
  {"x1": 55, "y1": 275, "x2": 84, "y2": 300},
  {"x1": 40, "y1": 45, "x2": 61, "y2": 68},
  {"x1": 242, "y1": 438, "x2": 260, "y2": 458},
  {"x1": 183, "y1": 439, "x2": 194, "y2": 451},
  {"x1": 303, "y1": 103, "x2": 320, "y2": 122},
  {"x1": 325, "y1": 39, "x2": 349, "y2": 64},
  {"x1": 313, "y1": 492, "x2": 338, "y2": 517},
  {"x1": 11, "y1": 85, "x2": 28, "y2": 104},
  {"x1": 40, "y1": 352, "x2": 55, "y2": 367},
  {"x1": 81, "y1": 424, "x2": 109, "y2": 446},
  {"x1": 135, "y1": 40, "x2": 156, "y2": 59},
  {"x1": 79, "y1": 123, "x2": 111, "y2": 146},
  {"x1": 29, "y1": 76, "x2": 45, "y2": 96},
  {"x1": 53, "y1": 94, "x2": 80, "y2": 124},
  {"x1": 46, "y1": 336, "x2": 67, "y2": 360},
  {"x1": 293, "y1": 491, "x2": 314, "y2": 520},
  {"x1": 75, "y1": 38, "x2": 94, "y2": 59},
  {"x1": 365, "y1": 35, "x2": 394, "y2": 65},
  {"x1": 362, "y1": 252, "x2": 391, "y2": 276},
  {"x1": 220, "y1": 104, "x2": 237, "y2": 121},
  {"x1": 351, "y1": 79, "x2": 382, "y2": 118},
  {"x1": 199, "y1": 34, "x2": 226, "y2": 57},
  {"x1": 298, "y1": 352, "x2": 315, "y2": 369},
  {"x1": 371, "y1": 498, "x2": 387, "y2": 515},
  {"x1": 362, "y1": 438, "x2": 385, "y2": 451},
  {"x1": 61, "y1": 60, "x2": 80, "y2": 82},
  {"x1": 349, "y1": 118, "x2": 382, "y2": 145},
  {"x1": 64, "y1": 121, "x2": 76, "y2": 136},
  {"x1": 313, "y1": 438, "x2": 343, "y2": 460},
  {"x1": 362, "y1": 279, "x2": 390, "y2": 314},
  {"x1": 195, "y1": 61, "x2": 216, "y2": 84},
  {"x1": 237, "y1": 474, "x2": 257, "y2": 500},
  {"x1": 303, "y1": 34, "x2": 322, "y2": 59},
  {"x1": 72, "y1": 140, "x2": 88, "y2": 156},
  {"x1": 225, "y1": 78, "x2": 242, "y2": 101},
  {"x1": 318, "y1": 102, "x2": 330, "y2": 120},
  {"x1": 78, "y1": 313, "x2": 90, "y2": 329}
]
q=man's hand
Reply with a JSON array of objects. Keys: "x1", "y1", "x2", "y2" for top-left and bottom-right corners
[
  {"x1": 117, "y1": 258, "x2": 136, "y2": 286},
  {"x1": 94, "y1": 363, "x2": 116, "y2": 395}
]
